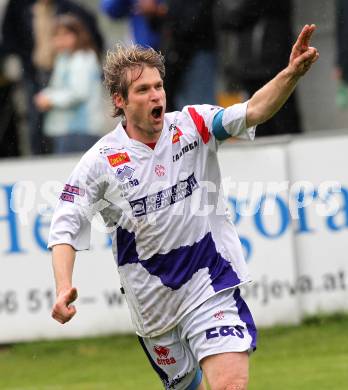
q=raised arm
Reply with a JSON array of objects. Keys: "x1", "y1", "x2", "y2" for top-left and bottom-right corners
[
  {"x1": 246, "y1": 24, "x2": 319, "y2": 127},
  {"x1": 51, "y1": 244, "x2": 78, "y2": 324}
]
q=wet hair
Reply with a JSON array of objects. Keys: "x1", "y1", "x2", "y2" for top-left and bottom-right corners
[
  {"x1": 103, "y1": 44, "x2": 165, "y2": 117},
  {"x1": 53, "y1": 14, "x2": 98, "y2": 55}
]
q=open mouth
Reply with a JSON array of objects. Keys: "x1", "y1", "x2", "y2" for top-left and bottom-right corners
[{"x1": 151, "y1": 106, "x2": 163, "y2": 119}]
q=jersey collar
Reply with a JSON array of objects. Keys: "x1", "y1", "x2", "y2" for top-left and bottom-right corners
[{"x1": 115, "y1": 117, "x2": 170, "y2": 152}]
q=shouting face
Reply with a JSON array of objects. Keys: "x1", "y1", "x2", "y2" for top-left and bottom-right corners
[{"x1": 114, "y1": 65, "x2": 166, "y2": 143}]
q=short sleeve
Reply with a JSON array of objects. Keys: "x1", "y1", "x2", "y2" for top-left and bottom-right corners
[
  {"x1": 212, "y1": 101, "x2": 256, "y2": 141},
  {"x1": 184, "y1": 103, "x2": 255, "y2": 147},
  {"x1": 184, "y1": 104, "x2": 223, "y2": 148},
  {"x1": 47, "y1": 152, "x2": 107, "y2": 251}
]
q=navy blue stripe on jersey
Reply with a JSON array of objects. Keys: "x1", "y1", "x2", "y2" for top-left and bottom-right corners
[
  {"x1": 137, "y1": 336, "x2": 169, "y2": 385},
  {"x1": 233, "y1": 288, "x2": 257, "y2": 351},
  {"x1": 212, "y1": 109, "x2": 230, "y2": 140},
  {"x1": 117, "y1": 227, "x2": 241, "y2": 291}
]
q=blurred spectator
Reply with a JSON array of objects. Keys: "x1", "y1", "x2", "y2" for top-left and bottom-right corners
[
  {"x1": 162, "y1": 0, "x2": 217, "y2": 111},
  {"x1": 2, "y1": 0, "x2": 104, "y2": 155},
  {"x1": 34, "y1": 14, "x2": 105, "y2": 154},
  {"x1": 335, "y1": 0, "x2": 348, "y2": 108},
  {"x1": 0, "y1": 1, "x2": 20, "y2": 158},
  {"x1": 0, "y1": 50, "x2": 20, "y2": 158},
  {"x1": 100, "y1": 0, "x2": 216, "y2": 111},
  {"x1": 216, "y1": 0, "x2": 303, "y2": 136},
  {"x1": 100, "y1": 0, "x2": 166, "y2": 50}
]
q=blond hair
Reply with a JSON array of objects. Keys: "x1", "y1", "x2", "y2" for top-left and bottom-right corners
[{"x1": 103, "y1": 44, "x2": 165, "y2": 117}]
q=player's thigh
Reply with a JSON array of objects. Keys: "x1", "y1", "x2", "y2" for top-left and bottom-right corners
[
  {"x1": 180, "y1": 288, "x2": 256, "y2": 390},
  {"x1": 200, "y1": 351, "x2": 249, "y2": 390}
]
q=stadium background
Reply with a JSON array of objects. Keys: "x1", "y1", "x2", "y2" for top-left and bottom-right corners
[{"x1": 89, "y1": 0, "x2": 347, "y2": 133}]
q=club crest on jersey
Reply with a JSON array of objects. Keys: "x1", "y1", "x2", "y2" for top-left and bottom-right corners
[
  {"x1": 172, "y1": 126, "x2": 183, "y2": 144},
  {"x1": 153, "y1": 345, "x2": 176, "y2": 366},
  {"x1": 115, "y1": 165, "x2": 134, "y2": 182},
  {"x1": 107, "y1": 152, "x2": 130, "y2": 167},
  {"x1": 155, "y1": 164, "x2": 166, "y2": 176}
]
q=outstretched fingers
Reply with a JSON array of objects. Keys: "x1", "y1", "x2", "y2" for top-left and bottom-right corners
[
  {"x1": 294, "y1": 24, "x2": 316, "y2": 53},
  {"x1": 289, "y1": 24, "x2": 319, "y2": 76},
  {"x1": 301, "y1": 24, "x2": 316, "y2": 48}
]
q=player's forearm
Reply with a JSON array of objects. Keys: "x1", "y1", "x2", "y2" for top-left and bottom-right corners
[
  {"x1": 52, "y1": 244, "x2": 76, "y2": 295},
  {"x1": 246, "y1": 66, "x2": 301, "y2": 127}
]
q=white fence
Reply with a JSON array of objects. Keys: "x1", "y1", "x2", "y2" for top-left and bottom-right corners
[{"x1": 1, "y1": 132, "x2": 348, "y2": 343}]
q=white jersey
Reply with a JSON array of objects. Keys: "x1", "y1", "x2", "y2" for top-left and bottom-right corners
[{"x1": 48, "y1": 103, "x2": 255, "y2": 337}]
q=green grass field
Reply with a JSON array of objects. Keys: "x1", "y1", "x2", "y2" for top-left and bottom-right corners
[{"x1": 1, "y1": 314, "x2": 347, "y2": 390}]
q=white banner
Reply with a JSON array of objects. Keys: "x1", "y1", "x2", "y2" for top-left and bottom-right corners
[
  {"x1": 1, "y1": 133, "x2": 348, "y2": 343},
  {"x1": 288, "y1": 135, "x2": 348, "y2": 316}
]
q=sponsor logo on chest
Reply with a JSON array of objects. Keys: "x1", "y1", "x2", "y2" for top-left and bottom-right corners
[
  {"x1": 115, "y1": 165, "x2": 134, "y2": 182},
  {"x1": 107, "y1": 152, "x2": 130, "y2": 167},
  {"x1": 114, "y1": 164, "x2": 140, "y2": 192},
  {"x1": 129, "y1": 173, "x2": 199, "y2": 217},
  {"x1": 172, "y1": 140, "x2": 198, "y2": 162}
]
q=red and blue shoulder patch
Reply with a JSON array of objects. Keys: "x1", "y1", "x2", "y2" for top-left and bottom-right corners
[{"x1": 188, "y1": 107, "x2": 211, "y2": 144}]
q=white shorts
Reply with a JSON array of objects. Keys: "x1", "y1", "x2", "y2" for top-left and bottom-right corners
[{"x1": 138, "y1": 287, "x2": 257, "y2": 390}]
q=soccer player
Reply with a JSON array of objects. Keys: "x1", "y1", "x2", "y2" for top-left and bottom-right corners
[{"x1": 49, "y1": 25, "x2": 318, "y2": 390}]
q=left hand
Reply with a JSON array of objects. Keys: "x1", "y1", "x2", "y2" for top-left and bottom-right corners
[
  {"x1": 288, "y1": 24, "x2": 319, "y2": 78},
  {"x1": 52, "y1": 287, "x2": 78, "y2": 324},
  {"x1": 34, "y1": 93, "x2": 53, "y2": 112}
]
